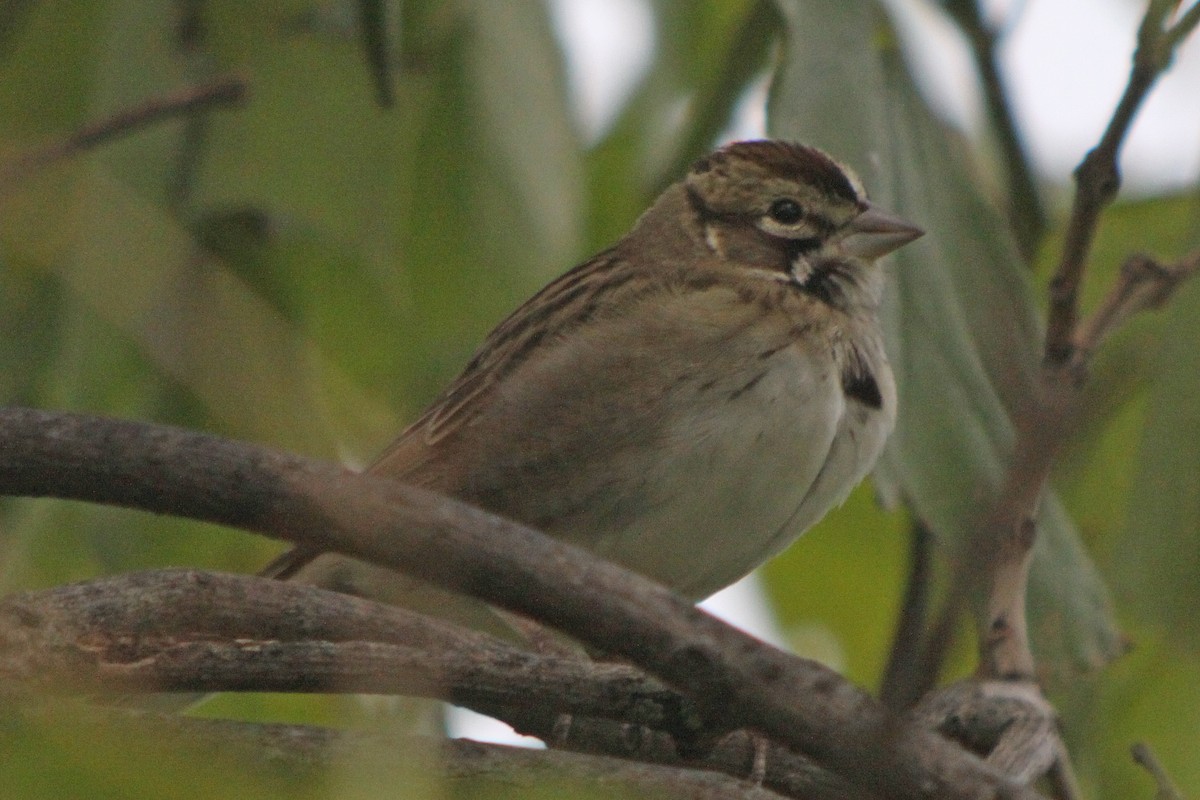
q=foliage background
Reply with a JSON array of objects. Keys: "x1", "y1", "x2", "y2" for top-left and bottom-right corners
[{"x1": 1, "y1": 1, "x2": 1197, "y2": 797}]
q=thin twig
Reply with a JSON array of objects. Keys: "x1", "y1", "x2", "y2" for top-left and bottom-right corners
[
  {"x1": 1131, "y1": 742, "x2": 1185, "y2": 800},
  {"x1": 970, "y1": 0, "x2": 1200, "y2": 686},
  {"x1": 357, "y1": 0, "x2": 395, "y2": 107},
  {"x1": 1044, "y1": 2, "x2": 1200, "y2": 364},
  {"x1": 1070, "y1": 248, "x2": 1200, "y2": 369},
  {"x1": 941, "y1": 0, "x2": 1046, "y2": 260},
  {"x1": 0, "y1": 75, "x2": 247, "y2": 191},
  {"x1": 952, "y1": 6, "x2": 1200, "y2": 792},
  {"x1": 973, "y1": 248, "x2": 1200, "y2": 685}
]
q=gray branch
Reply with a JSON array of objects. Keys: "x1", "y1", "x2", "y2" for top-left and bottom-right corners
[{"x1": 0, "y1": 407, "x2": 1041, "y2": 800}]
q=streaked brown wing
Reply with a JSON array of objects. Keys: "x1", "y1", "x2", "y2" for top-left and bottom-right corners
[{"x1": 370, "y1": 247, "x2": 637, "y2": 460}]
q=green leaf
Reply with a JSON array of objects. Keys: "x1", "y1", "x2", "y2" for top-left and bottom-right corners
[
  {"x1": 762, "y1": 482, "x2": 913, "y2": 686},
  {"x1": 1043, "y1": 195, "x2": 1200, "y2": 563},
  {"x1": 1056, "y1": 633, "x2": 1200, "y2": 798},
  {"x1": 586, "y1": 0, "x2": 777, "y2": 248},
  {"x1": 768, "y1": 0, "x2": 1122, "y2": 674},
  {"x1": 1113, "y1": 273, "x2": 1200, "y2": 648}
]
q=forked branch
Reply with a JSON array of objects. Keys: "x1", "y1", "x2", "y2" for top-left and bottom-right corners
[{"x1": 960, "y1": 3, "x2": 1200, "y2": 796}]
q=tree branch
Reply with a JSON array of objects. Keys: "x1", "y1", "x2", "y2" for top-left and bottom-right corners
[
  {"x1": 941, "y1": 0, "x2": 1046, "y2": 260},
  {"x1": 0, "y1": 572, "x2": 874, "y2": 800},
  {"x1": 1131, "y1": 742, "x2": 1185, "y2": 800},
  {"x1": 946, "y1": 6, "x2": 1200, "y2": 795},
  {"x1": 0, "y1": 75, "x2": 247, "y2": 191},
  {"x1": 965, "y1": 0, "x2": 1200, "y2": 686},
  {"x1": 0, "y1": 407, "x2": 1041, "y2": 800},
  {"x1": 1043, "y1": 1, "x2": 1200, "y2": 365},
  {"x1": 0, "y1": 569, "x2": 697, "y2": 735}
]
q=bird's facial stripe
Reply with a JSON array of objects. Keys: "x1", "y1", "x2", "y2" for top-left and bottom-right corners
[
  {"x1": 788, "y1": 254, "x2": 814, "y2": 286},
  {"x1": 739, "y1": 265, "x2": 795, "y2": 287},
  {"x1": 705, "y1": 224, "x2": 725, "y2": 256}
]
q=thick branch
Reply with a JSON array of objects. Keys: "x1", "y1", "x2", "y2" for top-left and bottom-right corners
[
  {"x1": 0, "y1": 407, "x2": 1039, "y2": 800},
  {"x1": 0, "y1": 569, "x2": 870, "y2": 800},
  {"x1": 0, "y1": 569, "x2": 697, "y2": 736}
]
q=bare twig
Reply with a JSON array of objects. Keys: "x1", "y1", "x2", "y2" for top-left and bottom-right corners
[
  {"x1": 969, "y1": 0, "x2": 1200, "y2": 686},
  {"x1": 1131, "y1": 742, "x2": 1185, "y2": 800},
  {"x1": 937, "y1": 5, "x2": 1200, "y2": 795},
  {"x1": 1044, "y1": 1, "x2": 1200, "y2": 365},
  {"x1": 960, "y1": 244, "x2": 1198, "y2": 799},
  {"x1": 1070, "y1": 248, "x2": 1200, "y2": 368},
  {"x1": 0, "y1": 75, "x2": 247, "y2": 191},
  {"x1": 974, "y1": 250, "x2": 1200, "y2": 686},
  {"x1": 941, "y1": 0, "x2": 1046, "y2": 259},
  {"x1": 0, "y1": 407, "x2": 1044, "y2": 800}
]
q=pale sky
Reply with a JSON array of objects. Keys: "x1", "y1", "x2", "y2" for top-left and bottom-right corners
[{"x1": 551, "y1": 0, "x2": 1200, "y2": 191}]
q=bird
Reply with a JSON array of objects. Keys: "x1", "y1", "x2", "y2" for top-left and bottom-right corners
[{"x1": 265, "y1": 139, "x2": 922, "y2": 613}]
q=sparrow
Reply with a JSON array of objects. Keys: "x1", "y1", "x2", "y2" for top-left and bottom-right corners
[{"x1": 266, "y1": 139, "x2": 922, "y2": 611}]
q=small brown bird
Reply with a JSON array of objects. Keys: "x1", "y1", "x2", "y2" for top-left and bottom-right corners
[{"x1": 268, "y1": 139, "x2": 922, "y2": 609}]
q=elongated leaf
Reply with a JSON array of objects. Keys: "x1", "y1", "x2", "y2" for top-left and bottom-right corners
[
  {"x1": 768, "y1": 0, "x2": 1121, "y2": 673},
  {"x1": 1115, "y1": 273, "x2": 1200, "y2": 648}
]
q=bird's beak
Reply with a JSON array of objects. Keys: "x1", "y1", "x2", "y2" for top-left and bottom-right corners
[{"x1": 838, "y1": 203, "x2": 924, "y2": 259}]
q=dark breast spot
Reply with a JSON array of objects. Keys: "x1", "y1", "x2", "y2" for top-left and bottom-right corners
[{"x1": 842, "y1": 362, "x2": 882, "y2": 409}]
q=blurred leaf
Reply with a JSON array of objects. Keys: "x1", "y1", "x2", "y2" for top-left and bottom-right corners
[
  {"x1": 761, "y1": 482, "x2": 909, "y2": 685},
  {"x1": 356, "y1": 0, "x2": 395, "y2": 107},
  {"x1": 1056, "y1": 633, "x2": 1200, "y2": 799},
  {"x1": 768, "y1": 0, "x2": 1121, "y2": 674},
  {"x1": 0, "y1": 1, "x2": 102, "y2": 135},
  {"x1": 0, "y1": 701, "x2": 371, "y2": 800},
  {"x1": 0, "y1": 259, "x2": 62, "y2": 407},
  {"x1": 1043, "y1": 194, "x2": 1200, "y2": 560},
  {"x1": 1112, "y1": 272, "x2": 1200, "y2": 648},
  {"x1": 197, "y1": 0, "x2": 584, "y2": 406},
  {"x1": 586, "y1": 0, "x2": 776, "y2": 248}
]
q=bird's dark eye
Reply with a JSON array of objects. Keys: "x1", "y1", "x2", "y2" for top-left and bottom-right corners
[{"x1": 767, "y1": 198, "x2": 804, "y2": 225}]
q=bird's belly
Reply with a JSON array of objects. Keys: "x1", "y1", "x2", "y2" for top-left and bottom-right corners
[{"x1": 581, "y1": 353, "x2": 868, "y2": 600}]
